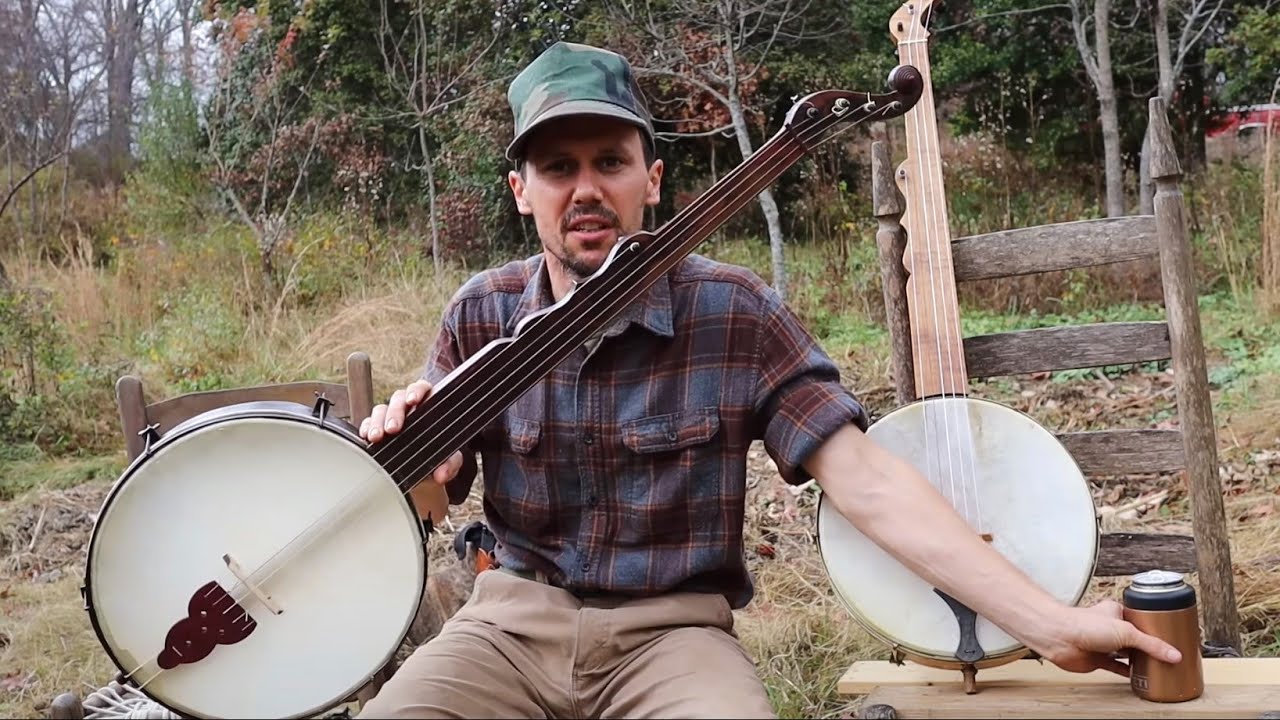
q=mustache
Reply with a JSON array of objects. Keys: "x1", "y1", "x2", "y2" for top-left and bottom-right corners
[{"x1": 561, "y1": 205, "x2": 620, "y2": 233}]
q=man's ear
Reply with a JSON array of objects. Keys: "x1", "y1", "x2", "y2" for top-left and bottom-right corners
[
  {"x1": 645, "y1": 158, "x2": 664, "y2": 207},
  {"x1": 509, "y1": 169, "x2": 532, "y2": 215}
]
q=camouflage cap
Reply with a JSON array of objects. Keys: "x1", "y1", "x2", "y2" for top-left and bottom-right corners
[{"x1": 506, "y1": 42, "x2": 655, "y2": 162}]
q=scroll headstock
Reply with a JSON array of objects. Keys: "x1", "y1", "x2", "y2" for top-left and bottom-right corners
[
  {"x1": 783, "y1": 65, "x2": 923, "y2": 153},
  {"x1": 890, "y1": 0, "x2": 936, "y2": 45}
]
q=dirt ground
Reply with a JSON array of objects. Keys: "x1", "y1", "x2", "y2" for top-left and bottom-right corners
[{"x1": 1, "y1": 368, "x2": 1277, "y2": 718}]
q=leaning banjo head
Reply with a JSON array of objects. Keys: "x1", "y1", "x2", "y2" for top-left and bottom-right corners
[
  {"x1": 817, "y1": 397, "x2": 1099, "y2": 664},
  {"x1": 84, "y1": 403, "x2": 425, "y2": 719}
]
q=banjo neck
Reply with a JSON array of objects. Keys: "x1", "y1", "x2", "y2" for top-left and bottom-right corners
[
  {"x1": 891, "y1": 0, "x2": 969, "y2": 400},
  {"x1": 369, "y1": 74, "x2": 924, "y2": 494}
]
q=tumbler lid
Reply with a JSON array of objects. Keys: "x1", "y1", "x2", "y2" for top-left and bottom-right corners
[{"x1": 1132, "y1": 569, "x2": 1186, "y2": 591}]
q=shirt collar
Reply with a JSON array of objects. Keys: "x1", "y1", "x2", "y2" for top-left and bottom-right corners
[{"x1": 509, "y1": 253, "x2": 674, "y2": 340}]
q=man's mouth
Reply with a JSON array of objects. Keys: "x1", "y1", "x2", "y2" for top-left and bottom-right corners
[{"x1": 565, "y1": 214, "x2": 617, "y2": 242}]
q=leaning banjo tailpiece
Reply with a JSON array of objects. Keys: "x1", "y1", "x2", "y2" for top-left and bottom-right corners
[
  {"x1": 815, "y1": 0, "x2": 1101, "y2": 696},
  {"x1": 80, "y1": 67, "x2": 923, "y2": 720}
]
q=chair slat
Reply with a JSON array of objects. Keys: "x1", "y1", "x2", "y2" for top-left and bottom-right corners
[
  {"x1": 953, "y1": 216, "x2": 1158, "y2": 282},
  {"x1": 964, "y1": 322, "x2": 1171, "y2": 379},
  {"x1": 147, "y1": 381, "x2": 353, "y2": 436},
  {"x1": 1096, "y1": 532, "x2": 1197, "y2": 576},
  {"x1": 1056, "y1": 429, "x2": 1185, "y2": 475}
]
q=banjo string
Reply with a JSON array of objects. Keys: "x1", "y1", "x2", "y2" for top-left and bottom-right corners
[
  {"x1": 905, "y1": 6, "x2": 966, "y2": 528},
  {"x1": 904, "y1": 3, "x2": 984, "y2": 534},
  {"x1": 121, "y1": 95, "x2": 905, "y2": 690},
  {"x1": 916, "y1": 0, "x2": 983, "y2": 532}
]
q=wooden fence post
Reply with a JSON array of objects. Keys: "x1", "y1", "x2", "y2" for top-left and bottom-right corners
[
  {"x1": 1148, "y1": 96, "x2": 1242, "y2": 654},
  {"x1": 872, "y1": 140, "x2": 915, "y2": 406}
]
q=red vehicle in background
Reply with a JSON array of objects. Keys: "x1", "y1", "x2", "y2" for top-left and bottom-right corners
[{"x1": 1206, "y1": 103, "x2": 1279, "y2": 162}]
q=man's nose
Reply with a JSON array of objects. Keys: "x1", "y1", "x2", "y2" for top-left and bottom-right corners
[{"x1": 571, "y1": 170, "x2": 603, "y2": 204}]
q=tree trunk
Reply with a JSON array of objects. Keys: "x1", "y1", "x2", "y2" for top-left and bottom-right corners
[
  {"x1": 1094, "y1": 0, "x2": 1124, "y2": 217},
  {"x1": 418, "y1": 121, "x2": 441, "y2": 276},
  {"x1": 724, "y1": 69, "x2": 786, "y2": 300},
  {"x1": 727, "y1": 96, "x2": 786, "y2": 300},
  {"x1": 105, "y1": 0, "x2": 145, "y2": 186}
]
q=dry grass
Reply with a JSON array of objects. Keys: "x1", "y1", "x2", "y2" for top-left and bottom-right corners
[{"x1": 0, "y1": 573, "x2": 118, "y2": 718}]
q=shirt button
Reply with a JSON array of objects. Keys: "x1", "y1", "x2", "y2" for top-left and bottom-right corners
[
  {"x1": 588, "y1": 495, "x2": 599, "y2": 507},
  {"x1": 581, "y1": 561, "x2": 591, "y2": 572},
  {"x1": 582, "y1": 432, "x2": 594, "y2": 445}
]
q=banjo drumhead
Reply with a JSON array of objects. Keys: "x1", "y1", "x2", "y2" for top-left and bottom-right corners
[
  {"x1": 818, "y1": 396, "x2": 1098, "y2": 662},
  {"x1": 86, "y1": 412, "x2": 425, "y2": 719}
]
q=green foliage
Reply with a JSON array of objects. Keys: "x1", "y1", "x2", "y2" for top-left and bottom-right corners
[
  {"x1": 0, "y1": 286, "x2": 120, "y2": 454},
  {"x1": 1206, "y1": 6, "x2": 1280, "y2": 106},
  {"x1": 124, "y1": 76, "x2": 212, "y2": 237}
]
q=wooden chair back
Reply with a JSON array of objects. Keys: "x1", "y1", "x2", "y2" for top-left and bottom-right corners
[
  {"x1": 114, "y1": 352, "x2": 376, "y2": 462},
  {"x1": 869, "y1": 97, "x2": 1241, "y2": 655}
]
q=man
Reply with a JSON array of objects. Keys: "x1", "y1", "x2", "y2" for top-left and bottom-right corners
[{"x1": 358, "y1": 42, "x2": 1181, "y2": 719}]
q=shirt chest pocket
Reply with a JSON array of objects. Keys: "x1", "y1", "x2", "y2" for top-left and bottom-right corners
[{"x1": 618, "y1": 407, "x2": 722, "y2": 507}]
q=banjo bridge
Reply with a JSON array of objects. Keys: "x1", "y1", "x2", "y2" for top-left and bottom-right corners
[{"x1": 157, "y1": 580, "x2": 258, "y2": 670}]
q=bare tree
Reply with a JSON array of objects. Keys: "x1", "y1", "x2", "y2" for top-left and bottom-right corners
[
  {"x1": 604, "y1": 0, "x2": 832, "y2": 301},
  {"x1": 1139, "y1": 0, "x2": 1224, "y2": 213},
  {"x1": 374, "y1": 0, "x2": 502, "y2": 274},
  {"x1": 99, "y1": 0, "x2": 152, "y2": 185},
  {"x1": 1069, "y1": 0, "x2": 1126, "y2": 217}
]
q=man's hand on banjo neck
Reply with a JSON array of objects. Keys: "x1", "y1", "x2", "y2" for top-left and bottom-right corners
[{"x1": 360, "y1": 378, "x2": 465, "y2": 488}]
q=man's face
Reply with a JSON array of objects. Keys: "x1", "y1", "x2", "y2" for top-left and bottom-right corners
[{"x1": 509, "y1": 116, "x2": 663, "y2": 280}]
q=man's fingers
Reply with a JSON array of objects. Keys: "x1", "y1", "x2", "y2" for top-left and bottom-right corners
[
  {"x1": 1127, "y1": 623, "x2": 1182, "y2": 664},
  {"x1": 432, "y1": 451, "x2": 464, "y2": 485},
  {"x1": 385, "y1": 389, "x2": 407, "y2": 433},
  {"x1": 405, "y1": 379, "x2": 433, "y2": 406},
  {"x1": 365, "y1": 404, "x2": 388, "y2": 442}
]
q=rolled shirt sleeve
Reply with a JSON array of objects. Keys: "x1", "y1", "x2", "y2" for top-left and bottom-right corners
[{"x1": 754, "y1": 289, "x2": 871, "y2": 485}]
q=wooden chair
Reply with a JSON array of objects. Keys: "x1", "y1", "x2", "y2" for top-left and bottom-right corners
[
  {"x1": 837, "y1": 98, "x2": 1280, "y2": 717},
  {"x1": 113, "y1": 352, "x2": 377, "y2": 464},
  {"x1": 47, "y1": 351, "x2": 413, "y2": 719}
]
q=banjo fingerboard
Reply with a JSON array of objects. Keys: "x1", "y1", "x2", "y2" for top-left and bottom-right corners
[{"x1": 893, "y1": 1, "x2": 969, "y2": 400}]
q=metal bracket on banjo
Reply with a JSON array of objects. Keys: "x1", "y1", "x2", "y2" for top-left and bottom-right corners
[
  {"x1": 311, "y1": 392, "x2": 333, "y2": 425},
  {"x1": 138, "y1": 422, "x2": 161, "y2": 457}
]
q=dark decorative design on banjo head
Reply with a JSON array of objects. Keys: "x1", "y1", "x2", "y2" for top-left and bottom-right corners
[{"x1": 156, "y1": 581, "x2": 257, "y2": 670}]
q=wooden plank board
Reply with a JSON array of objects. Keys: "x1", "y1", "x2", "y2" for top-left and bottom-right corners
[
  {"x1": 1096, "y1": 532, "x2": 1197, "y2": 576},
  {"x1": 858, "y1": 683, "x2": 1280, "y2": 718},
  {"x1": 839, "y1": 658, "x2": 1280, "y2": 695},
  {"x1": 1056, "y1": 429, "x2": 1185, "y2": 475},
  {"x1": 964, "y1": 321, "x2": 1172, "y2": 379},
  {"x1": 951, "y1": 216, "x2": 1159, "y2": 282}
]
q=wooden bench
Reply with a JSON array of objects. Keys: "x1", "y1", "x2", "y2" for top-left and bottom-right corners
[{"x1": 838, "y1": 96, "x2": 1279, "y2": 718}]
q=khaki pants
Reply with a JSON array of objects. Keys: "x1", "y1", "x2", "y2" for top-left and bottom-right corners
[{"x1": 358, "y1": 568, "x2": 776, "y2": 719}]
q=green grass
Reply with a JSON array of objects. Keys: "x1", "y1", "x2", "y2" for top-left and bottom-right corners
[{"x1": 0, "y1": 444, "x2": 123, "y2": 502}]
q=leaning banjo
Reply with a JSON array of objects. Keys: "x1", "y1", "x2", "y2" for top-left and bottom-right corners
[
  {"x1": 816, "y1": 0, "x2": 1100, "y2": 692},
  {"x1": 81, "y1": 68, "x2": 924, "y2": 719}
]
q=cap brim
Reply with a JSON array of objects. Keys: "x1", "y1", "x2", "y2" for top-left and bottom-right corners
[{"x1": 506, "y1": 99, "x2": 653, "y2": 161}]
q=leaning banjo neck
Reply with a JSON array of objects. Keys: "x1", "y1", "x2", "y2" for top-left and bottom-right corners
[{"x1": 890, "y1": 0, "x2": 969, "y2": 400}]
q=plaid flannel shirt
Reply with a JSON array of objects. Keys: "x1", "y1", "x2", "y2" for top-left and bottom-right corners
[{"x1": 423, "y1": 253, "x2": 869, "y2": 608}]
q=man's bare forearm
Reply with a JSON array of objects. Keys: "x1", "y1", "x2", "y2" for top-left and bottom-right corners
[{"x1": 805, "y1": 424, "x2": 1076, "y2": 659}]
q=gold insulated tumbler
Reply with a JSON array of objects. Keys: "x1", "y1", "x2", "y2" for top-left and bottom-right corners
[{"x1": 1122, "y1": 569, "x2": 1205, "y2": 702}]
